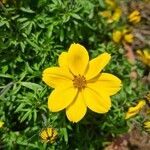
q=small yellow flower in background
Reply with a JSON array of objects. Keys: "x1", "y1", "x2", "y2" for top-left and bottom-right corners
[
  {"x1": 123, "y1": 34, "x2": 134, "y2": 43},
  {"x1": 128, "y1": 10, "x2": 141, "y2": 24},
  {"x1": 0, "y1": 121, "x2": 4, "y2": 128},
  {"x1": 111, "y1": 7, "x2": 122, "y2": 22},
  {"x1": 136, "y1": 49, "x2": 150, "y2": 67},
  {"x1": 104, "y1": 7, "x2": 122, "y2": 23},
  {"x1": 100, "y1": 8, "x2": 122, "y2": 23},
  {"x1": 125, "y1": 100, "x2": 146, "y2": 119},
  {"x1": 39, "y1": 127, "x2": 58, "y2": 143},
  {"x1": 105, "y1": 0, "x2": 116, "y2": 9},
  {"x1": 112, "y1": 28, "x2": 134, "y2": 44},
  {"x1": 42, "y1": 43, "x2": 122, "y2": 122},
  {"x1": 144, "y1": 121, "x2": 150, "y2": 132},
  {"x1": 112, "y1": 30, "x2": 122, "y2": 43},
  {"x1": 100, "y1": 0, "x2": 121, "y2": 23},
  {"x1": 122, "y1": 29, "x2": 134, "y2": 43}
]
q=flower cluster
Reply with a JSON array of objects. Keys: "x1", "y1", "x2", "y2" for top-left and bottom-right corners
[
  {"x1": 110, "y1": 5, "x2": 141, "y2": 45},
  {"x1": 112, "y1": 28, "x2": 134, "y2": 44}
]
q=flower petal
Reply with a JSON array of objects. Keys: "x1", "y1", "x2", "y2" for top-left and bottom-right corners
[
  {"x1": 88, "y1": 73, "x2": 122, "y2": 96},
  {"x1": 143, "y1": 50, "x2": 150, "y2": 59},
  {"x1": 85, "y1": 53, "x2": 111, "y2": 80},
  {"x1": 144, "y1": 121, "x2": 150, "y2": 128},
  {"x1": 66, "y1": 91, "x2": 87, "y2": 123},
  {"x1": 40, "y1": 130, "x2": 48, "y2": 140},
  {"x1": 42, "y1": 67, "x2": 73, "y2": 88},
  {"x1": 48, "y1": 83, "x2": 78, "y2": 112},
  {"x1": 128, "y1": 10, "x2": 140, "y2": 20},
  {"x1": 68, "y1": 43, "x2": 89, "y2": 75},
  {"x1": 83, "y1": 87, "x2": 111, "y2": 113},
  {"x1": 124, "y1": 33, "x2": 134, "y2": 43},
  {"x1": 125, "y1": 100, "x2": 146, "y2": 119},
  {"x1": 58, "y1": 52, "x2": 68, "y2": 67}
]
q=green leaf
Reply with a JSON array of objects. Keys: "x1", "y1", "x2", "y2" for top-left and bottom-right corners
[
  {"x1": 0, "y1": 74, "x2": 13, "y2": 78},
  {"x1": 62, "y1": 128, "x2": 68, "y2": 143},
  {"x1": 71, "y1": 13, "x2": 82, "y2": 20},
  {"x1": 20, "y1": 21, "x2": 31, "y2": 30},
  {"x1": 20, "y1": 7, "x2": 35, "y2": 13},
  {"x1": 15, "y1": 103, "x2": 25, "y2": 112},
  {"x1": 26, "y1": 39, "x2": 40, "y2": 50},
  {"x1": 20, "y1": 82, "x2": 43, "y2": 91},
  {"x1": 60, "y1": 29, "x2": 64, "y2": 42},
  {"x1": 0, "y1": 82, "x2": 13, "y2": 99},
  {"x1": 33, "y1": 109, "x2": 37, "y2": 122},
  {"x1": 0, "y1": 22, "x2": 5, "y2": 27},
  {"x1": 20, "y1": 110, "x2": 32, "y2": 122},
  {"x1": 98, "y1": 0, "x2": 106, "y2": 8},
  {"x1": 17, "y1": 18, "x2": 28, "y2": 23},
  {"x1": 47, "y1": 25, "x2": 54, "y2": 38}
]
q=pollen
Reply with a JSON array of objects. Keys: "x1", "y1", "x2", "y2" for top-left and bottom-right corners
[{"x1": 73, "y1": 75, "x2": 87, "y2": 90}]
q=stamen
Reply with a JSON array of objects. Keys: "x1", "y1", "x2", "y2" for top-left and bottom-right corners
[{"x1": 73, "y1": 75, "x2": 87, "y2": 90}]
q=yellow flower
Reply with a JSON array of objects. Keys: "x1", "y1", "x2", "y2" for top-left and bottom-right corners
[
  {"x1": 111, "y1": 7, "x2": 122, "y2": 22},
  {"x1": 112, "y1": 30, "x2": 122, "y2": 43},
  {"x1": 39, "y1": 127, "x2": 58, "y2": 143},
  {"x1": 100, "y1": 0, "x2": 121, "y2": 23},
  {"x1": 112, "y1": 29, "x2": 134, "y2": 44},
  {"x1": 125, "y1": 100, "x2": 146, "y2": 119},
  {"x1": 123, "y1": 34, "x2": 134, "y2": 43},
  {"x1": 42, "y1": 44, "x2": 122, "y2": 122},
  {"x1": 128, "y1": 10, "x2": 141, "y2": 24},
  {"x1": 100, "y1": 7, "x2": 122, "y2": 23},
  {"x1": 136, "y1": 49, "x2": 150, "y2": 67},
  {"x1": 144, "y1": 121, "x2": 150, "y2": 132},
  {"x1": 0, "y1": 121, "x2": 4, "y2": 128},
  {"x1": 105, "y1": 0, "x2": 116, "y2": 9},
  {"x1": 122, "y1": 29, "x2": 134, "y2": 43}
]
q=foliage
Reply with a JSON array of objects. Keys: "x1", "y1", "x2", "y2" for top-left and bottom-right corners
[{"x1": 0, "y1": 0, "x2": 149, "y2": 149}]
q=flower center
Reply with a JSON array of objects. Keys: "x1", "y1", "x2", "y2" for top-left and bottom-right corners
[{"x1": 73, "y1": 75, "x2": 87, "y2": 90}]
